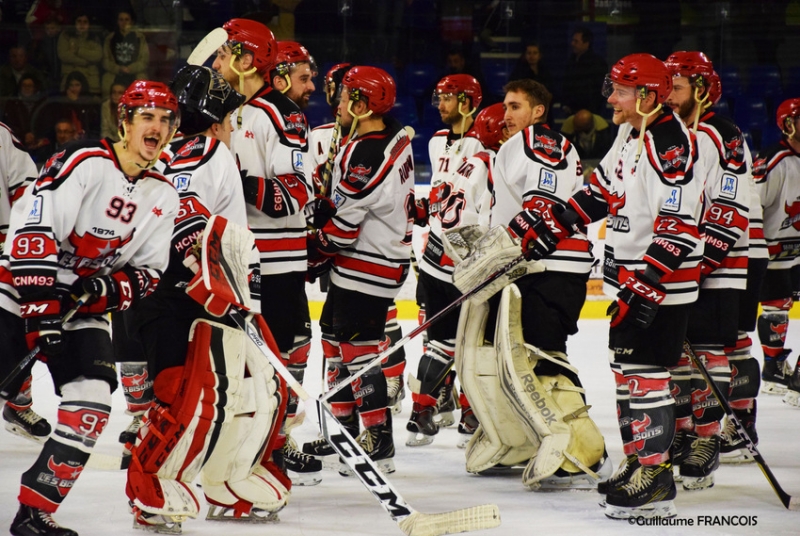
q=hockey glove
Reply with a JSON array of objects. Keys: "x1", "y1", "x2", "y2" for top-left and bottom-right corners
[
  {"x1": 73, "y1": 270, "x2": 136, "y2": 314},
  {"x1": 312, "y1": 195, "x2": 337, "y2": 229},
  {"x1": 413, "y1": 197, "x2": 429, "y2": 227},
  {"x1": 507, "y1": 204, "x2": 576, "y2": 260},
  {"x1": 608, "y1": 270, "x2": 666, "y2": 329},
  {"x1": 20, "y1": 295, "x2": 64, "y2": 358},
  {"x1": 428, "y1": 183, "x2": 452, "y2": 216}
]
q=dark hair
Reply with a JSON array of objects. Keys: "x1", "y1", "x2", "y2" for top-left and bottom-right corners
[
  {"x1": 502, "y1": 79, "x2": 553, "y2": 121},
  {"x1": 17, "y1": 74, "x2": 40, "y2": 93},
  {"x1": 64, "y1": 71, "x2": 90, "y2": 96},
  {"x1": 574, "y1": 26, "x2": 593, "y2": 45}
]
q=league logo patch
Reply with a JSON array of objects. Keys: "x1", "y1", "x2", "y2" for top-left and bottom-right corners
[
  {"x1": 663, "y1": 187, "x2": 682, "y2": 212},
  {"x1": 172, "y1": 173, "x2": 191, "y2": 192},
  {"x1": 26, "y1": 195, "x2": 43, "y2": 224},
  {"x1": 719, "y1": 174, "x2": 738, "y2": 200},
  {"x1": 538, "y1": 169, "x2": 557, "y2": 193},
  {"x1": 292, "y1": 149, "x2": 304, "y2": 172}
]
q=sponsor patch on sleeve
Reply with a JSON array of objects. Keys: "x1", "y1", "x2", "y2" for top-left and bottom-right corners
[
  {"x1": 27, "y1": 195, "x2": 43, "y2": 224},
  {"x1": 719, "y1": 174, "x2": 738, "y2": 200},
  {"x1": 538, "y1": 169, "x2": 557, "y2": 193},
  {"x1": 663, "y1": 187, "x2": 682, "y2": 212},
  {"x1": 292, "y1": 149, "x2": 304, "y2": 173},
  {"x1": 333, "y1": 191, "x2": 345, "y2": 208},
  {"x1": 172, "y1": 173, "x2": 191, "y2": 192}
]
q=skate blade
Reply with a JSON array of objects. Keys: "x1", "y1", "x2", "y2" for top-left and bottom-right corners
[
  {"x1": 456, "y1": 433, "x2": 473, "y2": 449},
  {"x1": 205, "y1": 505, "x2": 280, "y2": 523},
  {"x1": 681, "y1": 473, "x2": 715, "y2": 491},
  {"x1": 672, "y1": 466, "x2": 683, "y2": 483},
  {"x1": 391, "y1": 402, "x2": 403, "y2": 415},
  {"x1": 783, "y1": 390, "x2": 800, "y2": 407},
  {"x1": 761, "y1": 381, "x2": 788, "y2": 395},
  {"x1": 720, "y1": 449, "x2": 756, "y2": 464},
  {"x1": 604, "y1": 500, "x2": 677, "y2": 519},
  {"x1": 133, "y1": 514, "x2": 184, "y2": 534},
  {"x1": 338, "y1": 458, "x2": 395, "y2": 477},
  {"x1": 289, "y1": 470, "x2": 323, "y2": 486},
  {"x1": 4, "y1": 422, "x2": 48, "y2": 444},
  {"x1": 405, "y1": 431, "x2": 435, "y2": 447},
  {"x1": 434, "y1": 411, "x2": 455, "y2": 428}
]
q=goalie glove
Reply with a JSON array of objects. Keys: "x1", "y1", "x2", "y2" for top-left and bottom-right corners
[
  {"x1": 507, "y1": 204, "x2": 576, "y2": 260},
  {"x1": 607, "y1": 268, "x2": 666, "y2": 329}
]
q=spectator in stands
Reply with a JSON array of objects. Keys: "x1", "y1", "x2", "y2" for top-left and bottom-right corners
[
  {"x1": 100, "y1": 78, "x2": 126, "y2": 141},
  {"x1": 33, "y1": 70, "x2": 100, "y2": 143},
  {"x1": 52, "y1": 116, "x2": 78, "y2": 149},
  {"x1": 101, "y1": 9, "x2": 149, "y2": 98},
  {"x1": 560, "y1": 108, "x2": 614, "y2": 160},
  {"x1": 25, "y1": 0, "x2": 70, "y2": 42},
  {"x1": 561, "y1": 26, "x2": 607, "y2": 115},
  {"x1": 57, "y1": 12, "x2": 103, "y2": 95},
  {"x1": 29, "y1": 15, "x2": 62, "y2": 94},
  {"x1": 0, "y1": 46, "x2": 45, "y2": 98},
  {"x1": 509, "y1": 43, "x2": 551, "y2": 89},
  {"x1": 2, "y1": 74, "x2": 48, "y2": 151},
  {"x1": 444, "y1": 48, "x2": 489, "y2": 106}
]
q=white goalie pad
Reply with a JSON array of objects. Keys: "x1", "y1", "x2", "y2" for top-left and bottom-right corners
[
  {"x1": 445, "y1": 225, "x2": 545, "y2": 305},
  {"x1": 186, "y1": 215, "x2": 255, "y2": 316},
  {"x1": 495, "y1": 285, "x2": 605, "y2": 489},
  {"x1": 455, "y1": 296, "x2": 538, "y2": 474},
  {"x1": 201, "y1": 323, "x2": 289, "y2": 513}
]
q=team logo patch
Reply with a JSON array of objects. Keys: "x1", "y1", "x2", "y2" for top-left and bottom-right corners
[
  {"x1": 663, "y1": 187, "x2": 682, "y2": 212},
  {"x1": 752, "y1": 156, "x2": 768, "y2": 180},
  {"x1": 27, "y1": 195, "x2": 44, "y2": 224},
  {"x1": 538, "y1": 169, "x2": 557, "y2": 193},
  {"x1": 631, "y1": 413, "x2": 664, "y2": 450},
  {"x1": 533, "y1": 134, "x2": 560, "y2": 155},
  {"x1": 347, "y1": 164, "x2": 372, "y2": 185},
  {"x1": 283, "y1": 111, "x2": 306, "y2": 133},
  {"x1": 719, "y1": 174, "x2": 738, "y2": 200},
  {"x1": 333, "y1": 191, "x2": 346, "y2": 208},
  {"x1": 723, "y1": 135, "x2": 745, "y2": 163},
  {"x1": 60, "y1": 229, "x2": 135, "y2": 277},
  {"x1": 658, "y1": 145, "x2": 688, "y2": 170},
  {"x1": 172, "y1": 173, "x2": 191, "y2": 192},
  {"x1": 177, "y1": 136, "x2": 204, "y2": 157},
  {"x1": 292, "y1": 149, "x2": 304, "y2": 172},
  {"x1": 781, "y1": 200, "x2": 800, "y2": 231},
  {"x1": 43, "y1": 150, "x2": 65, "y2": 174}
]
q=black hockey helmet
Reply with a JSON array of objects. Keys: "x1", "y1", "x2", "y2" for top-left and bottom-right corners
[{"x1": 170, "y1": 65, "x2": 245, "y2": 135}]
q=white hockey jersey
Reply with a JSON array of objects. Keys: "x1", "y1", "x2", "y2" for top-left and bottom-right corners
[
  {"x1": 569, "y1": 112, "x2": 704, "y2": 305},
  {"x1": 0, "y1": 139, "x2": 179, "y2": 329},
  {"x1": 754, "y1": 139, "x2": 800, "y2": 268},
  {"x1": 492, "y1": 125, "x2": 593, "y2": 275},
  {"x1": 323, "y1": 117, "x2": 414, "y2": 299},
  {"x1": 229, "y1": 84, "x2": 311, "y2": 275},
  {"x1": 695, "y1": 111, "x2": 751, "y2": 290},
  {"x1": 155, "y1": 134, "x2": 260, "y2": 312},
  {"x1": 420, "y1": 127, "x2": 486, "y2": 282},
  {"x1": 0, "y1": 122, "x2": 38, "y2": 252}
]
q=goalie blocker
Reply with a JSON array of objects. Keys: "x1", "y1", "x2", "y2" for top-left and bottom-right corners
[{"x1": 456, "y1": 283, "x2": 609, "y2": 489}]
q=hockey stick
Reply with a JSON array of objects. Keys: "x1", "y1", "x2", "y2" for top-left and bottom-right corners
[
  {"x1": 228, "y1": 307, "x2": 501, "y2": 536},
  {"x1": 320, "y1": 249, "x2": 536, "y2": 403},
  {"x1": 0, "y1": 293, "x2": 91, "y2": 395},
  {"x1": 187, "y1": 27, "x2": 229, "y2": 66},
  {"x1": 683, "y1": 341, "x2": 800, "y2": 510}
]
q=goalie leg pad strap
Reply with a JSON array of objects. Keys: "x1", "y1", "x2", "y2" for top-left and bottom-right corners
[
  {"x1": 494, "y1": 284, "x2": 604, "y2": 487},
  {"x1": 455, "y1": 296, "x2": 538, "y2": 474},
  {"x1": 127, "y1": 319, "x2": 247, "y2": 517}
]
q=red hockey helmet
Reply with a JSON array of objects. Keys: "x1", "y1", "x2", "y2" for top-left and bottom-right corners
[
  {"x1": 705, "y1": 70, "x2": 722, "y2": 106},
  {"x1": 222, "y1": 18, "x2": 277, "y2": 75},
  {"x1": 776, "y1": 98, "x2": 800, "y2": 135},
  {"x1": 665, "y1": 51, "x2": 714, "y2": 81},
  {"x1": 118, "y1": 80, "x2": 180, "y2": 128},
  {"x1": 473, "y1": 103, "x2": 506, "y2": 149},
  {"x1": 342, "y1": 66, "x2": 396, "y2": 116},
  {"x1": 433, "y1": 74, "x2": 482, "y2": 110},
  {"x1": 604, "y1": 53, "x2": 672, "y2": 104},
  {"x1": 325, "y1": 62, "x2": 353, "y2": 106},
  {"x1": 274, "y1": 41, "x2": 318, "y2": 77}
]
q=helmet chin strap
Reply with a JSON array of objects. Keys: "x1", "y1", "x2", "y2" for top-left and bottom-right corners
[
  {"x1": 635, "y1": 96, "x2": 662, "y2": 163},
  {"x1": 280, "y1": 74, "x2": 292, "y2": 94},
  {"x1": 230, "y1": 55, "x2": 257, "y2": 128},
  {"x1": 456, "y1": 102, "x2": 477, "y2": 154},
  {"x1": 691, "y1": 85, "x2": 709, "y2": 134},
  {"x1": 346, "y1": 100, "x2": 373, "y2": 141}
]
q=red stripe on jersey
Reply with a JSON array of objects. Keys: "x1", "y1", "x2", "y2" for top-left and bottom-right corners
[
  {"x1": 337, "y1": 256, "x2": 405, "y2": 283},
  {"x1": 10, "y1": 186, "x2": 27, "y2": 204},
  {"x1": 0, "y1": 265, "x2": 12, "y2": 285},
  {"x1": 626, "y1": 375, "x2": 670, "y2": 395},
  {"x1": 254, "y1": 236, "x2": 306, "y2": 252},
  {"x1": 326, "y1": 220, "x2": 360, "y2": 241},
  {"x1": 750, "y1": 227, "x2": 765, "y2": 240},
  {"x1": 19, "y1": 485, "x2": 60, "y2": 513},
  {"x1": 704, "y1": 202, "x2": 748, "y2": 232},
  {"x1": 37, "y1": 149, "x2": 108, "y2": 188},
  {"x1": 557, "y1": 237, "x2": 592, "y2": 252},
  {"x1": 619, "y1": 265, "x2": 699, "y2": 285},
  {"x1": 338, "y1": 137, "x2": 411, "y2": 196},
  {"x1": 654, "y1": 215, "x2": 699, "y2": 239},
  {"x1": 718, "y1": 256, "x2": 749, "y2": 269}
]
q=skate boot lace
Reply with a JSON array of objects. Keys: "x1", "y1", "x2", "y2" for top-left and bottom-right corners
[
  {"x1": 386, "y1": 377, "x2": 401, "y2": 399},
  {"x1": 685, "y1": 436, "x2": 717, "y2": 466},
  {"x1": 620, "y1": 465, "x2": 656, "y2": 494},
  {"x1": 125, "y1": 415, "x2": 144, "y2": 435},
  {"x1": 16, "y1": 408, "x2": 44, "y2": 426},
  {"x1": 610, "y1": 454, "x2": 636, "y2": 483},
  {"x1": 357, "y1": 428, "x2": 377, "y2": 452},
  {"x1": 285, "y1": 439, "x2": 316, "y2": 464},
  {"x1": 35, "y1": 509, "x2": 61, "y2": 529}
]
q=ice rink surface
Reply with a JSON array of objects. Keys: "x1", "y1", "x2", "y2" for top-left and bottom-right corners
[{"x1": 2, "y1": 318, "x2": 799, "y2": 536}]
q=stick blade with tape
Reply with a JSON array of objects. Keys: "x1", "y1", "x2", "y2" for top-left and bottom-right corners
[{"x1": 187, "y1": 28, "x2": 229, "y2": 66}]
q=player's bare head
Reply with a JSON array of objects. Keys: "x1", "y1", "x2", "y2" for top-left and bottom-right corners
[
  {"x1": 212, "y1": 18, "x2": 276, "y2": 89},
  {"x1": 502, "y1": 79, "x2": 551, "y2": 137},
  {"x1": 271, "y1": 41, "x2": 317, "y2": 109},
  {"x1": 118, "y1": 80, "x2": 180, "y2": 168},
  {"x1": 433, "y1": 74, "x2": 482, "y2": 126}
]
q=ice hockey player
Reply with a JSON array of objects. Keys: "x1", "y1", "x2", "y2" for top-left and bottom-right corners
[
  {"x1": 754, "y1": 98, "x2": 800, "y2": 401},
  {"x1": 407, "y1": 74, "x2": 485, "y2": 447},
  {"x1": 1, "y1": 80, "x2": 180, "y2": 536},
  {"x1": 306, "y1": 66, "x2": 414, "y2": 473},
  {"x1": 0, "y1": 121, "x2": 52, "y2": 445},
  {"x1": 272, "y1": 40, "x2": 317, "y2": 111},
  {"x1": 451, "y1": 80, "x2": 607, "y2": 490},
  {"x1": 209, "y1": 18, "x2": 319, "y2": 484},
  {"x1": 507, "y1": 54, "x2": 703, "y2": 518},
  {"x1": 662, "y1": 51, "x2": 751, "y2": 489}
]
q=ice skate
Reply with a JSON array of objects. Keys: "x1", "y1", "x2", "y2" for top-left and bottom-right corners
[
  {"x1": 761, "y1": 352, "x2": 792, "y2": 394},
  {"x1": 538, "y1": 453, "x2": 612, "y2": 491},
  {"x1": 604, "y1": 463, "x2": 677, "y2": 520},
  {"x1": 782, "y1": 358, "x2": 800, "y2": 407},
  {"x1": 280, "y1": 438, "x2": 323, "y2": 486},
  {"x1": 3, "y1": 404, "x2": 52, "y2": 444},
  {"x1": 340, "y1": 417, "x2": 395, "y2": 476},
  {"x1": 597, "y1": 454, "x2": 639, "y2": 506},
  {"x1": 10, "y1": 504, "x2": 77, "y2": 536},
  {"x1": 680, "y1": 435, "x2": 720, "y2": 490},
  {"x1": 720, "y1": 408, "x2": 758, "y2": 464},
  {"x1": 406, "y1": 402, "x2": 438, "y2": 446},
  {"x1": 670, "y1": 429, "x2": 691, "y2": 481},
  {"x1": 386, "y1": 375, "x2": 405, "y2": 415},
  {"x1": 302, "y1": 413, "x2": 358, "y2": 469},
  {"x1": 205, "y1": 504, "x2": 280, "y2": 523},
  {"x1": 456, "y1": 406, "x2": 479, "y2": 449},
  {"x1": 131, "y1": 506, "x2": 186, "y2": 534},
  {"x1": 434, "y1": 381, "x2": 457, "y2": 428},
  {"x1": 119, "y1": 414, "x2": 145, "y2": 446}
]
